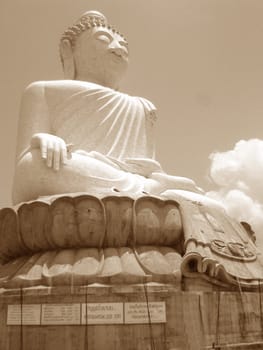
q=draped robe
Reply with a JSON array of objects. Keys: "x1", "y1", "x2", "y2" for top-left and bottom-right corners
[{"x1": 51, "y1": 81, "x2": 163, "y2": 178}]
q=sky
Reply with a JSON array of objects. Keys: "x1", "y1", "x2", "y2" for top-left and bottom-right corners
[{"x1": 1, "y1": 0, "x2": 263, "y2": 239}]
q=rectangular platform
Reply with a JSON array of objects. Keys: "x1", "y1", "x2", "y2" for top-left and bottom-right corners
[{"x1": 0, "y1": 283, "x2": 263, "y2": 350}]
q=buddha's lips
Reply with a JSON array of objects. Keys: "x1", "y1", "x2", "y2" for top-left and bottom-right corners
[{"x1": 110, "y1": 51, "x2": 127, "y2": 62}]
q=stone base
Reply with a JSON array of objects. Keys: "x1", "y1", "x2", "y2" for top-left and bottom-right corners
[
  {"x1": 1, "y1": 283, "x2": 263, "y2": 350},
  {"x1": 1, "y1": 193, "x2": 263, "y2": 290}
]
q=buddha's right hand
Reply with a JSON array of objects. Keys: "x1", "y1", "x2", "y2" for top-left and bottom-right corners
[{"x1": 30, "y1": 133, "x2": 68, "y2": 171}]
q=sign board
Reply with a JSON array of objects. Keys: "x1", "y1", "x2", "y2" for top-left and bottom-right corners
[
  {"x1": 41, "y1": 304, "x2": 81, "y2": 325},
  {"x1": 81, "y1": 303, "x2": 123, "y2": 324},
  {"x1": 7, "y1": 301, "x2": 166, "y2": 325},
  {"x1": 124, "y1": 302, "x2": 166, "y2": 324},
  {"x1": 7, "y1": 304, "x2": 41, "y2": 325}
]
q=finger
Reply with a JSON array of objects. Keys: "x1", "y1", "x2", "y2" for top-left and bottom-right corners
[
  {"x1": 40, "y1": 139, "x2": 47, "y2": 159},
  {"x1": 53, "y1": 142, "x2": 60, "y2": 171},
  {"x1": 61, "y1": 143, "x2": 68, "y2": 164},
  {"x1": 46, "y1": 141, "x2": 53, "y2": 168}
]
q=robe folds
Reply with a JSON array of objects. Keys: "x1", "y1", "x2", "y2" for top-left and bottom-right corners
[{"x1": 51, "y1": 81, "x2": 163, "y2": 176}]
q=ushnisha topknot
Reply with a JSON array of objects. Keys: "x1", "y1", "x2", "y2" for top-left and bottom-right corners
[{"x1": 60, "y1": 10, "x2": 128, "y2": 48}]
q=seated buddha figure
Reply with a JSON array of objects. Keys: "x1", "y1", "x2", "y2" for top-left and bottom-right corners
[
  {"x1": 7, "y1": 11, "x2": 262, "y2": 290},
  {"x1": 12, "y1": 10, "x2": 201, "y2": 205}
]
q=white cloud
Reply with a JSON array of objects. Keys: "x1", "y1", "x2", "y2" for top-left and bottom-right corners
[{"x1": 207, "y1": 139, "x2": 263, "y2": 249}]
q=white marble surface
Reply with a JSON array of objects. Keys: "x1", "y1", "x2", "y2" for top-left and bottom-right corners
[{"x1": 13, "y1": 11, "x2": 200, "y2": 204}]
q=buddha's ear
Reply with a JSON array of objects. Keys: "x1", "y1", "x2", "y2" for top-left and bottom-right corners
[{"x1": 60, "y1": 40, "x2": 76, "y2": 80}]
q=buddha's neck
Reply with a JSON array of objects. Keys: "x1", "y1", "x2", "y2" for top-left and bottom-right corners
[{"x1": 75, "y1": 73, "x2": 119, "y2": 90}]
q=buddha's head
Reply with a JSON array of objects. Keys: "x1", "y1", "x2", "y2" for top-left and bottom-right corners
[{"x1": 59, "y1": 11, "x2": 129, "y2": 90}]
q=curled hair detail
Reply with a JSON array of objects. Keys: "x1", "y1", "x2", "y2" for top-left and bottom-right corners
[{"x1": 60, "y1": 12, "x2": 127, "y2": 49}]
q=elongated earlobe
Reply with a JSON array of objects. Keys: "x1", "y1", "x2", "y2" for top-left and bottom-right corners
[{"x1": 60, "y1": 40, "x2": 76, "y2": 80}]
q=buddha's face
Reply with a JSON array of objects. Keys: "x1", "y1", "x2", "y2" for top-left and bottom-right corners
[{"x1": 72, "y1": 26, "x2": 129, "y2": 89}]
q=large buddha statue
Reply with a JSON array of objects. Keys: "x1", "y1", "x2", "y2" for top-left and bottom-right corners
[
  {"x1": 12, "y1": 10, "x2": 200, "y2": 204},
  {"x1": 1, "y1": 11, "x2": 262, "y2": 290}
]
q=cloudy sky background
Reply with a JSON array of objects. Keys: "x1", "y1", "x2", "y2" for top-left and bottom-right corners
[{"x1": 1, "y1": 0, "x2": 263, "y2": 244}]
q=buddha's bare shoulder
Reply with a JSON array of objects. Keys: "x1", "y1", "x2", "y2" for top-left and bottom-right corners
[
  {"x1": 24, "y1": 79, "x2": 106, "y2": 95},
  {"x1": 23, "y1": 80, "x2": 111, "y2": 109},
  {"x1": 24, "y1": 80, "x2": 155, "y2": 112}
]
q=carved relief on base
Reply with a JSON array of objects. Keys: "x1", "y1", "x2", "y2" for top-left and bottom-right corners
[{"x1": 0, "y1": 193, "x2": 262, "y2": 290}]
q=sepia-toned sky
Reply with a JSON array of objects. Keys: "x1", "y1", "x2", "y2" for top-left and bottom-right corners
[{"x1": 1, "y1": 0, "x2": 263, "y2": 208}]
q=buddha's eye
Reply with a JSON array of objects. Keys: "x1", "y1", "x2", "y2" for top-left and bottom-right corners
[{"x1": 96, "y1": 34, "x2": 111, "y2": 44}]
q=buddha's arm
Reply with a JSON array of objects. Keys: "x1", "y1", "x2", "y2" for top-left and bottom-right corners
[{"x1": 16, "y1": 82, "x2": 67, "y2": 171}]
